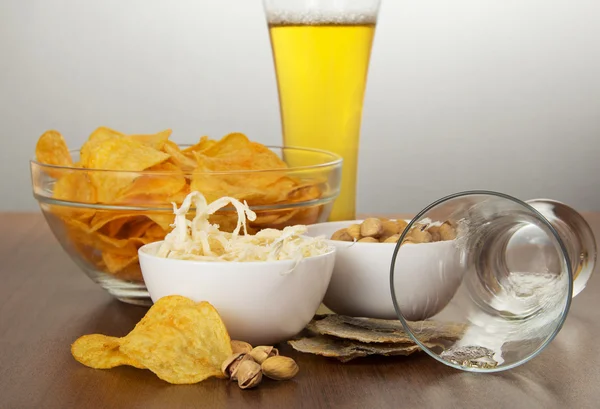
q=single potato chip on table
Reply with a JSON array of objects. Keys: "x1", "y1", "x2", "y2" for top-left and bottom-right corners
[
  {"x1": 71, "y1": 296, "x2": 233, "y2": 384},
  {"x1": 71, "y1": 334, "x2": 145, "y2": 369}
]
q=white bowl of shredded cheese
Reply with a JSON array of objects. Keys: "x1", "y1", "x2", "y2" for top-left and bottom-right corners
[{"x1": 138, "y1": 191, "x2": 336, "y2": 345}]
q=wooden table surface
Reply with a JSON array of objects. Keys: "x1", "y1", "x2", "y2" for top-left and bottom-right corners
[{"x1": 2, "y1": 213, "x2": 600, "y2": 409}]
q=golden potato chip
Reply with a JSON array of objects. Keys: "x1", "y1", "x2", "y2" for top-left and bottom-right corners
[
  {"x1": 86, "y1": 137, "x2": 170, "y2": 171},
  {"x1": 90, "y1": 211, "x2": 135, "y2": 232},
  {"x1": 85, "y1": 138, "x2": 170, "y2": 202},
  {"x1": 288, "y1": 184, "x2": 321, "y2": 203},
  {"x1": 102, "y1": 251, "x2": 139, "y2": 274},
  {"x1": 35, "y1": 131, "x2": 73, "y2": 176},
  {"x1": 182, "y1": 135, "x2": 216, "y2": 157},
  {"x1": 194, "y1": 133, "x2": 285, "y2": 171},
  {"x1": 115, "y1": 173, "x2": 186, "y2": 204},
  {"x1": 146, "y1": 213, "x2": 174, "y2": 231},
  {"x1": 113, "y1": 261, "x2": 144, "y2": 281},
  {"x1": 53, "y1": 172, "x2": 95, "y2": 202},
  {"x1": 191, "y1": 134, "x2": 289, "y2": 201},
  {"x1": 124, "y1": 218, "x2": 154, "y2": 238},
  {"x1": 190, "y1": 174, "x2": 268, "y2": 204},
  {"x1": 108, "y1": 230, "x2": 144, "y2": 247},
  {"x1": 129, "y1": 129, "x2": 172, "y2": 150},
  {"x1": 147, "y1": 161, "x2": 181, "y2": 172},
  {"x1": 252, "y1": 213, "x2": 281, "y2": 225},
  {"x1": 162, "y1": 140, "x2": 197, "y2": 171},
  {"x1": 80, "y1": 127, "x2": 125, "y2": 166},
  {"x1": 143, "y1": 223, "x2": 168, "y2": 240},
  {"x1": 51, "y1": 173, "x2": 97, "y2": 221},
  {"x1": 101, "y1": 217, "x2": 130, "y2": 237},
  {"x1": 120, "y1": 296, "x2": 233, "y2": 384},
  {"x1": 71, "y1": 334, "x2": 145, "y2": 369},
  {"x1": 201, "y1": 132, "x2": 254, "y2": 157}
]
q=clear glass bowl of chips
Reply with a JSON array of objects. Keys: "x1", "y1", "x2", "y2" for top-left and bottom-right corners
[{"x1": 30, "y1": 141, "x2": 341, "y2": 306}]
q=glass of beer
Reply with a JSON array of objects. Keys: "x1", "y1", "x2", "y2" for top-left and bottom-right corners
[{"x1": 263, "y1": 0, "x2": 381, "y2": 221}]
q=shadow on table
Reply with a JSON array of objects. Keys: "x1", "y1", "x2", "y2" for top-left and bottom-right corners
[{"x1": 74, "y1": 298, "x2": 148, "y2": 337}]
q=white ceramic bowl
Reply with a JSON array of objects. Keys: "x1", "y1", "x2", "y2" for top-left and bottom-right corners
[
  {"x1": 138, "y1": 242, "x2": 336, "y2": 345},
  {"x1": 306, "y1": 220, "x2": 463, "y2": 321}
]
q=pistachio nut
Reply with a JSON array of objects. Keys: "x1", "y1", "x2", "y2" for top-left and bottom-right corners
[
  {"x1": 231, "y1": 340, "x2": 253, "y2": 355},
  {"x1": 236, "y1": 360, "x2": 262, "y2": 389},
  {"x1": 222, "y1": 353, "x2": 255, "y2": 380},
  {"x1": 261, "y1": 356, "x2": 299, "y2": 381},
  {"x1": 249, "y1": 346, "x2": 279, "y2": 364}
]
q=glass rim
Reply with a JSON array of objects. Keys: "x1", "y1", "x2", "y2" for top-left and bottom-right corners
[
  {"x1": 30, "y1": 144, "x2": 343, "y2": 175},
  {"x1": 33, "y1": 193, "x2": 338, "y2": 212},
  {"x1": 389, "y1": 189, "x2": 574, "y2": 373}
]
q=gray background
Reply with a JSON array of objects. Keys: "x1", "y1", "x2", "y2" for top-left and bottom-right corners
[{"x1": 2, "y1": 0, "x2": 599, "y2": 213}]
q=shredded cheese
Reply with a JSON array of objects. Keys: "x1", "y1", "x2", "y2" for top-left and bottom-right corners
[{"x1": 155, "y1": 191, "x2": 331, "y2": 263}]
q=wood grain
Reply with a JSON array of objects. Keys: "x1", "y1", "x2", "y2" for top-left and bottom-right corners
[{"x1": 1, "y1": 213, "x2": 600, "y2": 409}]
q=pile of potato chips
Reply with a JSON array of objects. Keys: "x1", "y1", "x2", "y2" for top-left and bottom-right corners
[
  {"x1": 34, "y1": 127, "x2": 326, "y2": 281},
  {"x1": 71, "y1": 296, "x2": 233, "y2": 384}
]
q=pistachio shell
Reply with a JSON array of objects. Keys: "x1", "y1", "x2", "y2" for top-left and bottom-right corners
[
  {"x1": 261, "y1": 356, "x2": 299, "y2": 381},
  {"x1": 249, "y1": 346, "x2": 277, "y2": 364},
  {"x1": 221, "y1": 353, "x2": 244, "y2": 378},
  {"x1": 231, "y1": 340, "x2": 253, "y2": 355},
  {"x1": 237, "y1": 360, "x2": 262, "y2": 389}
]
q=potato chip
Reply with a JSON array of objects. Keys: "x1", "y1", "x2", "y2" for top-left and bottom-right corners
[
  {"x1": 51, "y1": 172, "x2": 97, "y2": 221},
  {"x1": 123, "y1": 218, "x2": 154, "y2": 238},
  {"x1": 147, "y1": 161, "x2": 182, "y2": 172},
  {"x1": 71, "y1": 334, "x2": 145, "y2": 369},
  {"x1": 80, "y1": 127, "x2": 125, "y2": 167},
  {"x1": 53, "y1": 172, "x2": 95, "y2": 201},
  {"x1": 200, "y1": 132, "x2": 249, "y2": 157},
  {"x1": 113, "y1": 262, "x2": 144, "y2": 281},
  {"x1": 191, "y1": 134, "x2": 290, "y2": 202},
  {"x1": 35, "y1": 131, "x2": 73, "y2": 175},
  {"x1": 86, "y1": 138, "x2": 170, "y2": 202},
  {"x1": 119, "y1": 296, "x2": 232, "y2": 384},
  {"x1": 163, "y1": 140, "x2": 197, "y2": 171},
  {"x1": 146, "y1": 212, "x2": 174, "y2": 231},
  {"x1": 101, "y1": 217, "x2": 130, "y2": 237},
  {"x1": 143, "y1": 221, "x2": 169, "y2": 240},
  {"x1": 182, "y1": 135, "x2": 216, "y2": 157},
  {"x1": 90, "y1": 211, "x2": 136, "y2": 233},
  {"x1": 129, "y1": 129, "x2": 172, "y2": 150},
  {"x1": 115, "y1": 172, "x2": 186, "y2": 204},
  {"x1": 102, "y1": 251, "x2": 139, "y2": 274},
  {"x1": 86, "y1": 137, "x2": 170, "y2": 171}
]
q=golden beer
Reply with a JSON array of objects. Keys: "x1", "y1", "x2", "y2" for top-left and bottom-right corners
[{"x1": 268, "y1": 21, "x2": 376, "y2": 221}]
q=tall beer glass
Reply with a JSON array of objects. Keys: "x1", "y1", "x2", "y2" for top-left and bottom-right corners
[{"x1": 263, "y1": 0, "x2": 381, "y2": 221}]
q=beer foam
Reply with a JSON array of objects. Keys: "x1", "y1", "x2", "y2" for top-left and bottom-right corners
[{"x1": 267, "y1": 10, "x2": 378, "y2": 25}]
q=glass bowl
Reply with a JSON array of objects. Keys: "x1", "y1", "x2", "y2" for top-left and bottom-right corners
[{"x1": 30, "y1": 145, "x2": 342, "y2": 306}]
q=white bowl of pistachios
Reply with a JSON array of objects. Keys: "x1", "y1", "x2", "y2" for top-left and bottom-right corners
[{"x1": 306, "y1": 218, "x2": 463, "y2": 321}]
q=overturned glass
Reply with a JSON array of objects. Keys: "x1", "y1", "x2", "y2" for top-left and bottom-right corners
[{"x1": 390, "y1": 191, "x2": 596, "y2": 372}]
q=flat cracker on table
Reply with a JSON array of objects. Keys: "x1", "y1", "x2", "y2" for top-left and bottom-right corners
[
  {"x1": 288, "y1": 335, "x2": 446, "y2": 363},
  {"x1": 308, "y1": 314, "x2": 465, "y2": 344}
]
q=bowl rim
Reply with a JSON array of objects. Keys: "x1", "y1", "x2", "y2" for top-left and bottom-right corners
[
  {"x1": 138, "y1": 240, "x2": 336, "y2": 266},
  {"x1": 30, "y1": 144, "x2": 343, "y2": 175}
]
